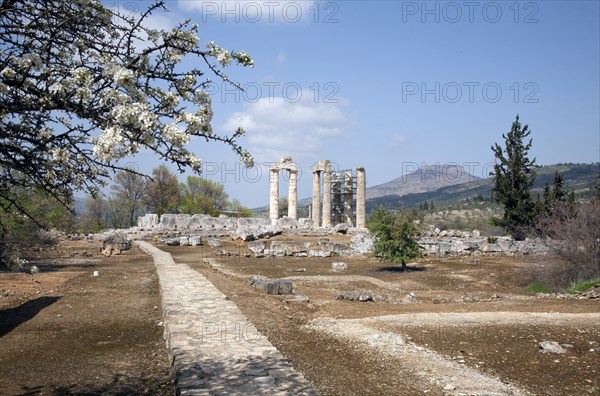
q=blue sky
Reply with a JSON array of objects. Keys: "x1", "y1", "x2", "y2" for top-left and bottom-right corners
[{"x1": 125, "y1": 1, "x2": 599, "y2": 207}]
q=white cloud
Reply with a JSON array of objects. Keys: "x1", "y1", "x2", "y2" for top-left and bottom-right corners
[
  {"x1": 276, "y1": 50, "x2": 287, "y2": 65},
  {"x1": 141, "y1": 11, "x2": 180, "y2": 32},
  {"x1": 390, "y1": 133, "x2": 406, "y2": 146},
  {"x1": 222, "y1": 96, "x2": 352, "y2": 162}
]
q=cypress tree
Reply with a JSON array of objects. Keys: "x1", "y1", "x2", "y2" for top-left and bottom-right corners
[
  {"x1": 552, "y1": 171, "x2": 566, "y2": 202},
  {"x1": 491, "y1": 115, "x2": 537, "y2": 240}
]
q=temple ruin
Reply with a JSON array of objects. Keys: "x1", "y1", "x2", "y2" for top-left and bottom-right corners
[
  {"x1": 269, "y1": 157, "x2": 366, "y2": 228},
  {"x1": 269, "y1": 157, "x2": 298, "y2": 225}
]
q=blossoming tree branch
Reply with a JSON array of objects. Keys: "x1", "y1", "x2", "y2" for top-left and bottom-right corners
[{"x1": 0, "y1": 0, "x2": 253, "y2": 220}]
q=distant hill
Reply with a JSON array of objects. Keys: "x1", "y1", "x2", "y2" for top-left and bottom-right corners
[
  {"x1": 367, "y1": 164, "x2": 480, "y2": 199},
  {"x1": 367, "y1": 163, "x2": 599, "y2": 212},
  {"x1": 252, "y1": 163, "x2": 598, "y2": 214}
]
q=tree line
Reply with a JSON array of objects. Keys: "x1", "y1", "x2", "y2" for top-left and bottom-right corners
[
  {"x1": 80, "y1": 164, "x2": 252, "y2": 233},
  {"x1": 0, "y1": 164, "x2": 250, "y2": 267}
]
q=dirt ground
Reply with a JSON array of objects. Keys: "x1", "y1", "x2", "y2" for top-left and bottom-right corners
[
  {"x1": 1, "y1": 235, "x2": 599, "y2": 395},
  {"x1": 164, "y1": 235, "x2": 600, "y2": 396},
  {"x1": 0, "y1": 240, "x2": 173, "y2": 396}
]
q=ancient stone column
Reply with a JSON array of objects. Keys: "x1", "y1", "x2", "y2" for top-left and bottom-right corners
[
  {"x1": 322, "y1": 162, "x2": 332, "y2": 227},
  {"x1": 332, "y1": 172, "x2": 342, "y2": 225},
  {"x1": 269, "y1": 168, "x2": 279, "y2": 225},
  {"x1": 343, "y1": 171, "x2": 354, "y2": 225},
  {"x1": 312, "y1": 170, "x2": 321, "y2": 227},
  {"x1": 288, "y1": 169, "x2": 298, "y2": 219},
  {"x1": 356, "y1": 167, "x2": 366, "y2": 228}
]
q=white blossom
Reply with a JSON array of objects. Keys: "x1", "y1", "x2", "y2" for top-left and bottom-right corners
[
  {"x1": 181, "y1": 74, "x2": 196, "y2": 91},
  {"x1": 49, "y1": 79, "x2": 74, "y2": 95},
  {"x1": 207, "y1": 41, "x2": 232, "y2": 67},
  {"x1": 3, "y1": 0, "x2": 256, "y2": 221},
  {"x1": 177, "y1": 111, "x2": 211, "y2": 134},
  {"x1": 94, "y1": 126, "x2": 128, "y2": 160},
  {"x1": 0, "y1": 81, "x2": 9, "y2": 94},
  {"x1": 186, "y1": 153, "x2": 201, "y2": 171},
  {"x1": 72, "y1": 67, "x2": 91, "y2": 85},
  {"x1": 37, "y1": 127, "x2": 52, "y2": 140},
  {"x1": 162, "y1": 123, "x2": 189, "y2": 146},
  {"x1": 240, "y1": 151, "x2": 254, "y2": 167},
  {"x1": 99, "y1": 88, "x2": 130, "y2": 106},
  {"x1": 192, "y1": 89, "x2": 210, "y2": 106},
  {"x1": 50, "y1": 147, "x2": 71, "y2": 163},
  {"x1": 161, "y1": 91, "x2": 179, "y2": 111},
  {"x1": 113, "y1": 67, "x2": 135, "y2": 86},
  {"x1": 16, "y1": 53, "x2": 43, "y2": 70},
  {"x1": 1, "y1": 67, "x2": 16, "y2": 78},
  {"x1": 110, "y1": 103, "x2": 156, "y2": 132},
  {"x1": 233, "y1": 51, "x2": 254, "y2": 68}
]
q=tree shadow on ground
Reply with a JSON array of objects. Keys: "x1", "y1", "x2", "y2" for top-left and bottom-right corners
[
  {"x1": 17, "y1": 373, "x2": 173, "y2": 395},
  {"x1": 0, "y1": 296, "x2": 61, "y2": 337},
  {"x1": 373, "y1": 265, "x2": 428, "y2": 273},
  {"x1": 32, "y1": 262, "x2": 100, "y2": 272}
]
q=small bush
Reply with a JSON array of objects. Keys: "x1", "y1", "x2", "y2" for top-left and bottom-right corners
[{"x1": 534, "y1": 201, "x2": 600, "y2": 291}]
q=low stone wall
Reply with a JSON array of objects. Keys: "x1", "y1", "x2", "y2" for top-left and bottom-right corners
[
  {"x1": 134, "y1": 214, "x2": 550, "y2": 258},
  {"x1": 137, "y1": 213, "x2": 319, "y2": 231},
  {"x1": 418, "y1": 236, "x2": 550, "y2": 257}
]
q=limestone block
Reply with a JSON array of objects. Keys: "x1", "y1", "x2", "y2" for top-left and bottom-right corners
[
  {"x1": 189, "y1": 214, "x2": 207, "y2": 229},
  {"x1": 189, "y1": 235, "x2": 203, "y2": 246},
  {"x1": 270, "y1": 241, "x2": 310, "y2": 256},
  {"x1": 334, "y1": 223, "x2": 350, "y2": 234},
  {"x1": 298, "y1": 218, "x2": 314, "y2": 229},
  {"x1": 277, "y1": 216, "x2": 298, "y2": 229},
  {"x1": 138, "y1": 214, "x2": 159, "y2": 228},
  {"x1": 249, "y1": 276, "x2": 293, "y2": 295},
  {"x1": 351, "y1": 233, "x2": 374, "y2": 254},
  {"x1": 175, "y1": 214, "x2": 191, "y2": 228},
  {"x1": 160, "y1": 214, "x2": 178, "y2": 228},
  {"x1": 207, "y1": 238, "x2": 221, "y2": 247},
  {"x1": 309, "y1": 249, "x2": 332, "y2": 257},
  {"x1": 331, "y1": 262, "x2": 348, "y2": 271},
  {"x1": 318, "y1": 241, "x2": 350, "y2": 254},
  {"x1": 247, "y1": 241, "x2": 265, "y2": 254}
]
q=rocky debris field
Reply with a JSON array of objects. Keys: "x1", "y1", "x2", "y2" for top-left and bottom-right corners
[
  {"x1": 164, "y1": 234, "x2": 600, "y2": 396},
  {"x1": 1, "y1": 233, "x2": 599, "y2": 396}
]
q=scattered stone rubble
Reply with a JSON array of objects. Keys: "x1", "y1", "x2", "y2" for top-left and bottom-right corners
[
  {"x1": 331, "y1": 262, "x2": 349, "y2": 272},
  {"x1": 133, "y1": 214, "x2": 553, "y2": 258},
  {"x1": 334, "y1": 291, "x2": 384, "y2": 302},
  {"x1": 536, "y1": 284, "x2": 600, "y2": 300},
  {"x1": 539, "y1": 341, "x2": 567, "y2": 354},
  {"x1": 249, "y1": 275, "x2": 294, "y2": 295},
  {"x1": 99, "y1": 231, "x2": 131, "y2": 256}
]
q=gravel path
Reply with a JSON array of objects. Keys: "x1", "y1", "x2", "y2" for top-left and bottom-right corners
[
  {"x1": 137, "y1": 241, "x2": 319, "y2": 395},
  {"x1": 307, "y1": 316, "x2": 533, "y2": 396}
]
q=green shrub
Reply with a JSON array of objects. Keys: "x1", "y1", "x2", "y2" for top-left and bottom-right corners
[
  {"x1": 367, "y1": 207, "x2": 422, "y2": 269},
  {"x1": 526, "y1": 282, "x2": 552, "y2": 293},
  {"x1": 563, "y1": 278, "x2": 600, "y2": 294}
]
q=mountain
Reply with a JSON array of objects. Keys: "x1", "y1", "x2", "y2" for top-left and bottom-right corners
[
  {"x1": 367, "y1": 163, "x2": 599, "y2": 212},
  {"x1": 367, "y1": 164, "x2": 480, "y2": 199},
  {"x1": 252, "y1": 163, "x2": 598, "y2": 214}
]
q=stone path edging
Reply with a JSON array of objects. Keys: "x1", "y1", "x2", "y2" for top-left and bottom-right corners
[{"x1": 136, "y1": 241, "x2": 319, "y2": 395}]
